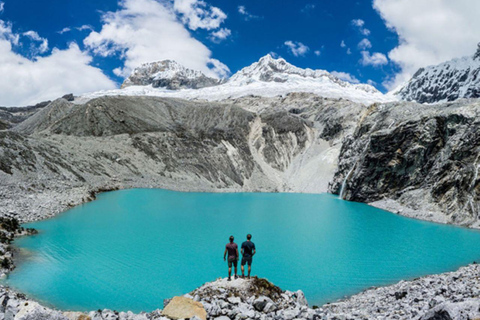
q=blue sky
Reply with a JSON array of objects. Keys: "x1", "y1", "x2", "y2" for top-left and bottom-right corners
[{"x1": 0, "y1": 0, "x2": 478, "y2": 105}]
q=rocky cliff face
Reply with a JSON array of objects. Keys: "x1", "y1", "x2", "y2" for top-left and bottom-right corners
[
  {"x1": 121, "y1": 60, "x2": 220, "y2": 90},
  {"x1": 329, "y1": 99, "x2": 480, "y2": 226},
  {"x1": 396, "y1": 44, "x2": 480, "y2": 103},
  {"x1": 1, "y1": 94, "x2": 363, "y2": 222}
]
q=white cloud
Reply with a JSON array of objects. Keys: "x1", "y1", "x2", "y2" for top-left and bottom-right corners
[
  {"x1": 77, "y1": 25, "x2": 93, "y2": 31},
  {"x1": 284, "y1": 41, "x2": 309, "y2": 57},
  {"x1": 207, "y1": 58, "x2": 230, "y2": 79},
  {"x1": 340, "y1": 40, "x2": 346, "y2": 48},
  {"x1": 314, "y1": 50, "x2": 321, "y2": 56},
  {"x1": 331, "y1": 71, "x2": 360, "y2": 84},
  {"x1": 0, "y1": 21, "x2": 115, "y2": 106},
  {"x1": 58, "y1": 27, "x2": 71, "y2": 34},
  {"x1": 0, "y1": 2, "x2": 4, "y2": 13},
  {"x1": 84, "y1": 0, "x2": 230, "y2": 78},
  {"x1": 268, "y1": 51, "x2": 280, "y2": 59},
  {"x1": 23, "y1": 30, "x2": 49, "y2": 53},
  {"x1": 173, "y1": 0, "x2": 226, "y2": 31},
  {"x1": 360, "y1": 51, "x2": 388, "y2": 66},
  {"x1": 351, "y1": 19, "x2": 371, "y2": 36},
  {"x1": 59, "y1": 25, "x2": 93, "y2": 34},
  {"x1": 357, "y1": 38, "x2": 372, "y2": 50},
  {"x1": 209, "y1": 28, "x2": 231, "y2": 43},
  {"x1": 374, "y1": 0, "x2": 480, "y2": 89},
  {"x1": 347, "y1": 48, "x2": 352, "y2": 55},
  {"x1": 237, "y1": 5, "x2": 261, "y2": 21}
]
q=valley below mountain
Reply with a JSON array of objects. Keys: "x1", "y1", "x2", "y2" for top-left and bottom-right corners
[{"x1": 1, "y1": 93, "x2": 479, "y2": 228}]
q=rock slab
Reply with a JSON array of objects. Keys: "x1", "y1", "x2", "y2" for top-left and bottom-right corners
[{"x1": 162, "y1": 296, "x2": 207, "y2": 320}]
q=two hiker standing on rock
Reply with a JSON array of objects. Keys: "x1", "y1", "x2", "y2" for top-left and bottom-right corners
[{"x1": 223, "y1": 234, "x2": 256, "y2": 281}]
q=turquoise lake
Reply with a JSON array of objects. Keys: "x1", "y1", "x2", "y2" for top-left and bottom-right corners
[{"x1": 6, "y1": 189, "x2": 480, "y2": 312}]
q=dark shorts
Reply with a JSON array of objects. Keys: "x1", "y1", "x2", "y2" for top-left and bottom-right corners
[
  {"x1": 228, "y1": 256, "x2": 238, "y2": 268},
  {"x1": 241, "y1": 256, "x2": 252, "y2": 266}
]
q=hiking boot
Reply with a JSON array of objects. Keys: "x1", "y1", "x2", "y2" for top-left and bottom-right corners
[
  {"x1": 227, "y1": 277, "x2": 231, "y2": 281},
  {"x1": 234, "y1": 275, "x2": 238, "y2": 279},
  {"x1": 247, "y1": 275, "x2": 250, "y2": 279},
  {"x1": 241, "y1": 275, "x2": 245, "y2": 279}
]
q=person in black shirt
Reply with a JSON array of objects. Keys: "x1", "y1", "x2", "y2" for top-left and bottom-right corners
[{"x1": 240, "y1": 234, "x2": 256, "y2": 279}]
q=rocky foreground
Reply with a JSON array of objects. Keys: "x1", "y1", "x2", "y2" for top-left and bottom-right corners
[{"x1": 1, "y1": 264, "x2": 480, "y2": 320}]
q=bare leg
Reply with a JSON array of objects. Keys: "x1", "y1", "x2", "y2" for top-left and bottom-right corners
[
  {"x1": 241, "y1": 265, "x2": 245, "y2": 276},
  {"x1": 248, "y1": 265, "x2": 251, "y2": 277},
  {"x1": 228, "y1": 266, "x2": 232, "y2": 279},
  {"x1": 234, "y1": 264, "x2": 238, "y2": 278}
]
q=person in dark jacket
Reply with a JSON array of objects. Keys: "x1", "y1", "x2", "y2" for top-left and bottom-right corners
[{"x1": 241, "y1": 234, "x2": 256, "y2": 279}]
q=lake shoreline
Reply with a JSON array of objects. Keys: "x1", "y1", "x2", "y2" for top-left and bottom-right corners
[{"x1": 0, "y1": 188, "x2": 479, "y2": 319}]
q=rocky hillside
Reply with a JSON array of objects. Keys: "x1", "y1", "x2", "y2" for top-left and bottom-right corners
[
  {"x1": 2, "y1": 93, "x2": 480, "y2": 227},
  {"x1": 121, "y1": 60, "x2": 220, "y2": 90},
  {"x1": 1, "y1": 94, "x2": 364, "y2": 222},
  {"x1": 0, "y1": 100, "x2": 51, "y2": 130},
  {"x1": 329, "y1": 99, "x2": 480, "y2": 227},
  {"x1": 396, "y1": 44, "x2": 480, "y2": 103}
]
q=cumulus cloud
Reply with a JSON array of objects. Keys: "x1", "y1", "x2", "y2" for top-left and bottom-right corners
[
  {"x1": 351, "y1": 19, "x2": 370, "y2": 36},
  {"x1": 331, "y1": 71, "x2": 360, "y2": 84},
  {"x1": 0, "y1": 2, "x2": 4, "y2": 13},
  {"x1": 173, "y1": 0, "x2": 226, "y2": 31},
  {"x1": 238, "y1": 5, "x2": 261, "y2": 21},
  {"x1": 360, "y1": 51, "x2": 388, "y2": 66},
  {"x1": 314, "y1": 50, "x2": 321, "y2": 56},
  {"x1": 84, "y1": 0, "x2": 230, "y2": 78},
  {"x1": 0, "y1": 21, "x2": 115, "y2": 106},
  {"x1": 209, "y1": 28, "x2": 231, "y2": 43},
  {"x1": 357, "y1": 38, "x2": 372, "y2": 50},
  {"x1": 284, "y1": 41, "x2": 309, "y2": 57},
  {"x1": 23, "y1": 30, "x2": 49, "y2": 54},
  {"x1": 374, "y1": 0, "x2": 480, "y2": 89},
  {"x1": 340, "y1": 40, "x2": 346, "y2": 48}
]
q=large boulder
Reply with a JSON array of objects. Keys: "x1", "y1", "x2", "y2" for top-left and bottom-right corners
[{"x1": 161, "y1": 296, "x2": 207, "y2": 320}]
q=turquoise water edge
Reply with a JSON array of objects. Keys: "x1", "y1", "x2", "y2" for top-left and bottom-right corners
[{"x1": 5, "y1": 189, "x2": 480, "y2": 313}]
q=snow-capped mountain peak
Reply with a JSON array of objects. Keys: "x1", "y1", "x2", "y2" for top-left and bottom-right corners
[
  {"x1": 78, "y1": 54, "x2": 392, "y2": 105},
  {"x1": 230, "y1": 54, "x2": 331, "y2": 84},
  {"x1": 121, "y1": 60, "x2": 219, "y2": 90},
  {"x1": 396, "y1": 44, "x2": 480, "y2": 103}
]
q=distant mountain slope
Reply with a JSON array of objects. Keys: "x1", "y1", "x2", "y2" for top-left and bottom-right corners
[
  {"x1": 78, "y1": 55, "x2": 392, "y2": 105},
  {"x1": 396, "y1": 44, "x2": 480, "y2": 103},
  {"x1": 121, "y1": 60, "x2": 220, "y2": 90}
]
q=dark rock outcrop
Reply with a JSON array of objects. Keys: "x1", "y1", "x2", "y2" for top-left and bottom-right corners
[{"x1": 329, "y1": 100, "x2": 480, "y2": 226}]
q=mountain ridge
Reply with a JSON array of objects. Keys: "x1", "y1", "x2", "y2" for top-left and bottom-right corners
[
  {"x1": 395, "y1": 44, "x2": 480, "y2": 103},
  {"x1": 84, "y1": 54, "x2": 390, "y2": 105}
]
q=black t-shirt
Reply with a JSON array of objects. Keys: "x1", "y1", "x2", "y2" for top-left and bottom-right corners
[{"x1": 241, "y1": 241, "x2": 255, "y2": 258}]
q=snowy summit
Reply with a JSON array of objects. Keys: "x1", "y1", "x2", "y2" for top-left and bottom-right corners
[
  {"x1": 396, "y1": 44, "x2": 480, "y2": 103},
  {"x1": 78, "y1": 55, "x2": 393, "y2": 105}
]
